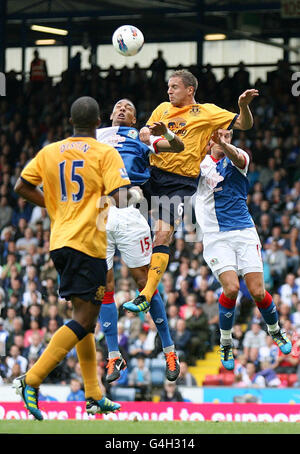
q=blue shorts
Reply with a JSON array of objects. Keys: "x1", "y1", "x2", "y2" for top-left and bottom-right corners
[
  {"x1": 50, "y1": 247, "x2": 107, "y2": 305},
  {"x1": 143, "y1": 167, "x2": 198, "y2": 228}
]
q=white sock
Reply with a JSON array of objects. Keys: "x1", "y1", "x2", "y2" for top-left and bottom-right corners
[
  {"x1": 220, "y1": 329, "x2": 232, "y2": 346},
  {"x1": 109, "y1": 351, "x2": 121, "y2": 359},
  {"x1": 267, "y1": 322, "x2": 280, "y2": 334},
  {"x1": 163, "y1": 345, "x2": 175, "y2": 353}
]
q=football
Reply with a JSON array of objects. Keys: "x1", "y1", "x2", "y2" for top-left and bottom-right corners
[{"x1": 112, "y1": 25, "x2": 144, "y2": 56}]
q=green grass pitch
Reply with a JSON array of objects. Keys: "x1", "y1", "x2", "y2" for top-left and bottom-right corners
[{"x1": 1, "y1": 420, "x2": 300, "y2": 434}]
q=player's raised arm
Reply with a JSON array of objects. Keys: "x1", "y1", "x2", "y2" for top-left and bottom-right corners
[
  {"x1": 148, "y1": 121, "x2": 184, "y2": 153},
  {"x1": 233, "y1": 89, "x2": 259, "y2": 130},
  {"x1": 210, "y1": 130, "x2": 246, "y2": 169}
]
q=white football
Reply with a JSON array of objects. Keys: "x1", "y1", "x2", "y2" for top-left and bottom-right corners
[{"x1": 112, "y1": 25, "x2": 144, "y2": 57}]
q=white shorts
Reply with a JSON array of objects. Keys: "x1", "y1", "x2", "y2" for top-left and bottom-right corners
[
  {"x1": 106, "y1": 205, "x2": 152, "y2": 270},
  {"x1": 203, "y1": 227, "x2": 263, "y2": 279}
]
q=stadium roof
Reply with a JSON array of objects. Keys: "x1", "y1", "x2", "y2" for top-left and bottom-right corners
[{"x1": 3, "y1": 0, "x2": 300, "y2": 52}]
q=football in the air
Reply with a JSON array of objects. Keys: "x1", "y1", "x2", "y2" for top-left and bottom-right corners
[{"x1": 112, "y1": 25, "x2": 144, "y2": 56}]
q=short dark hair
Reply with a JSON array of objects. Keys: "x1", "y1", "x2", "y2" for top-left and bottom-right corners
[
  {"x1": 169, "y1": 69, "x2": 198, "y2": 93},
  {"x1": 70, "y1": 96, "x2": 100, "y2": 128}
]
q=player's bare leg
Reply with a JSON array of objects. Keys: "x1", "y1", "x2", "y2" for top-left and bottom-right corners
[
  {"x1": 124, "y1": 219, "x2": 173, "y2": 313},
  {"x1": 217, "y1": 270, "x2": 240, "y2": 370},
  {"x1": 100, "y1": 268, "x2": 126, "y2": 383},
  {"x1": 129, "y1": 264, "x2": 179, "y2": 381}
]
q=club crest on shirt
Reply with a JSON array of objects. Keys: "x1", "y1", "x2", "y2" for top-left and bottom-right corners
[
  {"x1": 210, "y1": 257, "x2": 219, "y2": 266},
  {"x1": 127, "y1": 129, "x2": 138, "y2": 139},
  {"x1": 189, "y1": 105, "x2": 200, "y2": 116}
]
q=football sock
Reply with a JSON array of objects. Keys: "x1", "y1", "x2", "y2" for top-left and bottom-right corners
[
  {"x1": 76, "y1": 333, "x2": 102, "y2": 400},
  {"x1": 148, "y1": 289, "x2": 173, "y2": 348},
  {"x1": 255, "y1": 291, "x2": 279, "y2": 333},
  {"x1": 219, "y1": 293, "x2": 236, "y2": 345},
  {"x1": 99, "y1": 291, "x2": 119, "y2": 354},
  {"x1": 140, "y1": 246, "x2": 170, "y2": 302},
  {"x1": 26, "y1": 321, "x2": 86, "y2": 388}
]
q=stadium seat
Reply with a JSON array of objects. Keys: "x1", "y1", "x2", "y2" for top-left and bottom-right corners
[
  {"x1": 288, "y1": 374, "x2": 298, "y2": 387},
  {"x1": 220, "y1": 373, "x2": 235, "y2": 386},
  {"x1": 151, "y1": 368, "x2": 165, "y2": 386},
  {"x1": 110, "y1": 387, "x2": 136, "y2": 401},
  {"x1": 278, "y1": 374, "x2": 289, "y2": 386},
  {"x1": 150, "y1": 358, "x2": 166, "y2": 370},
  {"x1": 202, "y1": 374, "x2": 221, "y2": 386}
]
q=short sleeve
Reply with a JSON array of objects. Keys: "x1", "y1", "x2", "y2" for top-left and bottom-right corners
[
  {"x1": 20, "y1": 152, "x2": 43, "y2": 187},
  {"x1": 205, "y1": 103, "x2": 238, "y2": 130},
  {"x1": 101, "y1": 146, "x2": 131, "y2": 195},
  {"x1": 146, "y1": 103, "x2": 168, "y2": 126}
]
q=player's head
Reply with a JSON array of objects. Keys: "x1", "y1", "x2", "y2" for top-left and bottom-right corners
[
  {"x1": 210, "y1": 129, "x2": 233, "y2": 159},
  {"x1": 111, "y1": 99, "x2": 136, "y2": 127},
  {"x1": 168, "y1": 70, "x2": 198, "y2": 107},
  {"x1": 70, "y1": 96, "x2": 101, "y2": 133}
]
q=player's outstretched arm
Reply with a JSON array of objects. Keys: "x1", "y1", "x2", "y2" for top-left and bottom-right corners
[
  {"x1": 211, "y1": 131, "x2": 246, "y2": 169},
  {"x1": 149, "y1": 121, "x2": 184, "y2": 153},
  {"x1": 14, "y1": 178, "x2": 46, "y2": 207},
  {"x1": 234, "y1": 89, "x2": 259, "y2": 130}
]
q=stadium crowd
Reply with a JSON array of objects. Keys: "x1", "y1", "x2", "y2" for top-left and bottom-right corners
[{"x1": 0, "y1": 53, "x2": 300, "y2": 399}]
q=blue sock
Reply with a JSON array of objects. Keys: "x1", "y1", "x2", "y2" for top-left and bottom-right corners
[
  {"x1": 256, "y1": 291, "x2": 278, "y2": 327},
  {"x1": 99, "y1": 301, "x2": 119, "y2": 353},
  {"x1": 149, "y1": 290, "x2": 173, "y2": 348},
  {"x1": 219, "y1": 293, "x2": 236, "y2": 331}
]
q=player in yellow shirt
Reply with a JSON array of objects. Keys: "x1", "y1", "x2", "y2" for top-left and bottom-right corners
[
  {"x1": 124, "y1": 69, "x2": 259, "y2": 313},
  {"x1": 12, "y1": 96, "x2": 131, "y2": 420}
]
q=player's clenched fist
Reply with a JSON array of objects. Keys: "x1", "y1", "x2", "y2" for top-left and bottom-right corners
[{"x1": 139, "y1": 126, "x2": 151, "y2": 144}]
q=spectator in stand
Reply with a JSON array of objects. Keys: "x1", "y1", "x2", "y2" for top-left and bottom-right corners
[
  {"x1": 166, "y1": 304, "x2": 180, "y2": 331},
  {"x1": 243, "y1": 322, "x2": 267, "y2": 363},
  {"x1": 291, "y1": 301, "x2": 300, "y2": 334},
  {"x1": 264, "y1": 240, "x2": 287, "y2": 287},
  {"x1": 176, "y1": 360, "x2": 197, "y2": 386},
  {"x1": 119, "y1": 311, "x2": 142, "y2": 341},
  {"x1": 282, "y1": 228, "x2": 300, "y2": 274},
  {"x1": 42, "y1": 304, "x2": 64, "y2": 331},
  {"x1": 231, "y1": 324, "x2": 245, "y2": 357},
  {"x1": 23, "y1": 330, "x2": 45, "y2": 362},
  {"x1": 273, "y1": 330, "x2": 300, "y2": 374},
  {"x1": 179, "y1": 293, "x2": 198, "y2": 320},
  {"x1": 258, "y1": 335, "x2": 279, "y2": 365},
  {"x1": 170, "y1": 318, "x2": 191, "y2": 360},
  {"x1": 235, "y1": 361, "x2": 266, "y2": 388},
  {"x1": 160, "y1": 380, "x2": 184, "y2": 402},
  {"x1": 128, "y1": 353, "x2": 152, "y2": 401},
  {"x1": 278, "y1": 273, "x2": 300, "y2": 307},
  {"x1": 256, "y1": 360, "x2": 281, "y2": 387},
  {"x1": 0, "y1": 196, "x2": 13, "y2": 230},
  {"x1": 5, "y1": 344, "x2": 28, "y2": 378},
  {"x1": 23, "y1": 303, "x2": 43, "y2": 331},
  {"x1": 66, "y1": 378, "x2": 85, "y2": 402},
  {"x1": 201, "y1": 290, "x2": 219, "y2": 349},
  {"x1": 185, "y1": 303, "x2": 209, "y2": 362}
]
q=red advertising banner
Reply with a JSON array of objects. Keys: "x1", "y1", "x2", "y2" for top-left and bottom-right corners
[{"x1": 1, "y1": 402, "x2": 300, "y2": 422}]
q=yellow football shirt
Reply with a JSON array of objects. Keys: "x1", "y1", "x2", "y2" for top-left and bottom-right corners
[
  {"x1": 148, "y1": 102, "x2": 238, "y2": 178},
  {"x1": 20, "y1": 136, "x2": 131, "y2": 259}
]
